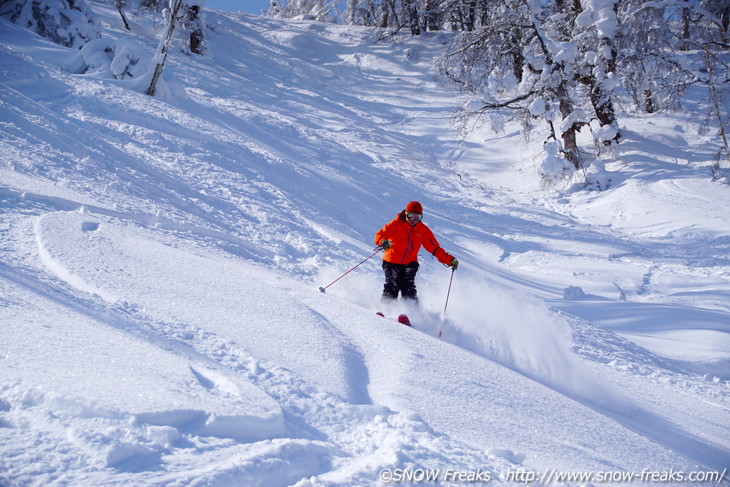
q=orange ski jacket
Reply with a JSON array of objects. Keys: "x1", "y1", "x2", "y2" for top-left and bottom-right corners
[{"x1": 374, "y1": 212, "x2": 454, "y2": 266}]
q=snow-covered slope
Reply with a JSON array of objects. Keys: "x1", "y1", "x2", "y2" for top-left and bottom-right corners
[{"x1": 1, "y1": 3, "x2": 728, "y2": 485}]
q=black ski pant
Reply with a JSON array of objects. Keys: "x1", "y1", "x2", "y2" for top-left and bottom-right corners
[{"x1": 382, "y1": 261, "x2": 419, "y2": 302}]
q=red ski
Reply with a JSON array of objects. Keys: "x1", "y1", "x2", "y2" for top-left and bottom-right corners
[{"x1": 376, "y1": 312, "x2": 411, "y2": 326}]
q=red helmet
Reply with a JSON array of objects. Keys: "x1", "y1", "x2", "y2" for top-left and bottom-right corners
[{"x1": 405, "y1": 201, "x2": 422, "y2": 214}]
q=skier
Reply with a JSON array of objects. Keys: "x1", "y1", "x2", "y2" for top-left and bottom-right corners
[{"x1": 374, "y1": 201, "x2": 458, "y2": 303}]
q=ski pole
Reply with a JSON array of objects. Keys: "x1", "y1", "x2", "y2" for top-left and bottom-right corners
[
  {"x1": 438, "y1": 267, "x2": 455, "y2": 338},
  {"x1": 319, "y1": 246, "x2": 383, "y2": 293},
  {"x1": 443, "y1": 267, "x2": 455, "y2": 316}
]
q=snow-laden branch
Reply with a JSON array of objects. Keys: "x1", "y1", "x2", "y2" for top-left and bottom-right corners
[{"x1": 633, "y1": 0, "x2": 724, "y2": 28}]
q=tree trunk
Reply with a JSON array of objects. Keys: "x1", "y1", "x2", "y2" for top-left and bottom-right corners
[
  {"x1": 345, "y1": 0, "x2": 357, "y2": 24},
  {"x1": 378, "y1": 0, "x2": 389, "y2": 28},
  {"x1": 643, "y1": 89, "x2": 656, "y2": 113},
  {"x1": 187, "y1": 4, "x2": 203, "y2": 54},
  {"x1": 406, "y1": 0, "x2": 419, "y2": 35},
  {"x1": 147, "y1": 0, "x2": 183, "y2": 96},
  {"x1": 682, "y1": 5, "x2": 691, "y2": 51},
  {"x1": 557, "y1": 82, "x2": 580, "y2": 168},
  {"x1": 116, "y1": 5, "x2": 131, "y2": 30},
  {"x1": 422, "y1": 0, "x2": 439, "y2": 31},
  {"x1": 510, "y1": 30, "x2": 524, "y2": 82},
  {"x1": 464, "y1": 0, "x2": 476, "y2": 32}
]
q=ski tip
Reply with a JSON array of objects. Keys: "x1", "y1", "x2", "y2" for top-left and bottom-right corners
[
  {"x1": 376, "y1": 312, "x2": 385, "y2": 317},
  {"x1": 397, "y1": 314, "x2": 411, "y2": 326}
]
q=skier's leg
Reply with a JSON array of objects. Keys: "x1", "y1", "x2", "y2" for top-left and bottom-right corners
[
  {"x1": 381, "y1": 261, "x2": 400, "y2": 301},
  {"x1": 399, "y1": 262, "x2": 419, "y2": 302}
]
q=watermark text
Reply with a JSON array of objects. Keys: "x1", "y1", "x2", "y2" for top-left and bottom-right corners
[{"x1": 377, "y1": 467, "x2": 728, "y2": 484}]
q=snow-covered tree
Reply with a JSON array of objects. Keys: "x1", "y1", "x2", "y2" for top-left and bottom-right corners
[
  {"x1": 0, "y1": 0, "x2": 100, "y2": 49},
  {"x1": 617, "y1": 0, "x2": 729, "y2": 176},
  {"x1": 343, "y1": 0, "x2": 376, "y2": 26},
  {"x1": 437, "y1": 0, "x2": 729, "y2": 183},
  {"x1": 436, "y1": 0, "x2": 594, "y2": 171},
  {"x1": 281, "y1": 0, "x2": 443, "y2": 32},
  {"x1": 274, "y1": 0, "x2": 333, "y2": 21},
  {"x1": 572, "y1": 0, "x2": 620, "y2": 145},
  {"x1": 181, "y1": 0, "x2": 204, "y2": 54},
  {"x1": 267, "y1": 0, "x2": 281, "y2": 16}
]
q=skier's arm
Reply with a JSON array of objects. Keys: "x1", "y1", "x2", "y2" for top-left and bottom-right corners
[
  {"x1": 374, "y1": 222, "x2": 393, "y2": 248},
  {"x1": 422, "y1": 230, "x2": 454, "y2": 266}
]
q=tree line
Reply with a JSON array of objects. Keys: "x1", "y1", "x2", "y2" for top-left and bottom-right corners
[
  {"x1": 2, "y1": 0, "x2": 727, "y2": 182},
  {"x1": 275, "y1": 0, "x2": 729, "y2": 183}
]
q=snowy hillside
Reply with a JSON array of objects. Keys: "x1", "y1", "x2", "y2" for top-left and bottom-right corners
[{"x1": 1, "y1": 2, "x2": 729, "y2": 486}]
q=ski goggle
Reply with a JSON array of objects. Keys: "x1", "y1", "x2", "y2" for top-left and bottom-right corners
[{"x1": 406, "y1": 212, "x2": 422, "y2": 222}]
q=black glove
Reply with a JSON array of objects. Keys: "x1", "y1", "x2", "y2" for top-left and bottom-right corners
[
  {"x1": 380, "y1": 240, "x2": 391, "y2": 250},
  {"x1": 450, "y1": 258, "x2": 459, "y2": 270}
]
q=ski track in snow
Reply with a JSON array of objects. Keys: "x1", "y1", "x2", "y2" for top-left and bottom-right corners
[
  {"x1": 1, "y1": 2, "x2": 729, "y2": 485},
  {"x1": 1, "y1": 211, "x2": 511, "y2": 485}
]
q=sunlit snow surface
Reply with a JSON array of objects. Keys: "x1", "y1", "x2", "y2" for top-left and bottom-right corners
[{"x1": 1, "y1": 3, "x2": 728, "y2": 485}]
